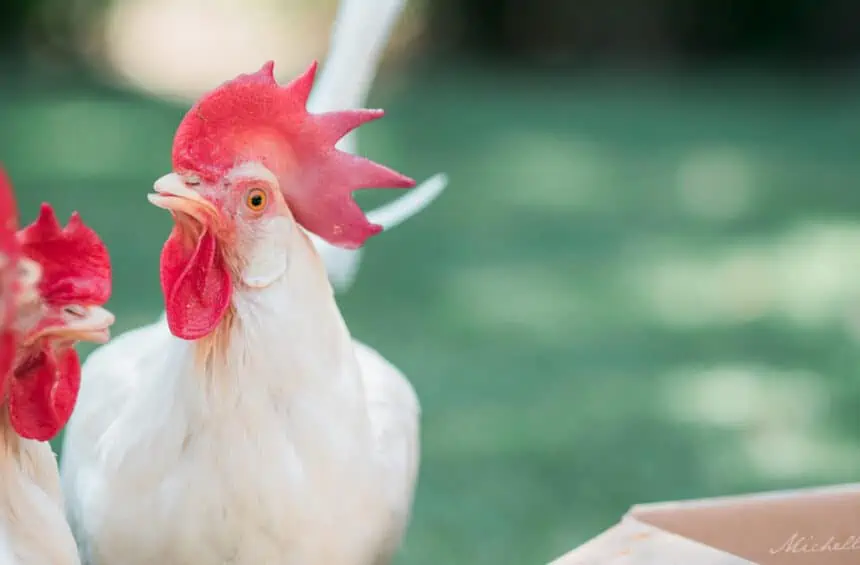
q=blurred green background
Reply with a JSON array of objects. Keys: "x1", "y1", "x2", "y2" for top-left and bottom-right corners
[{"x1": 5, "y1": 1, "x2": 860, "y2": 564}]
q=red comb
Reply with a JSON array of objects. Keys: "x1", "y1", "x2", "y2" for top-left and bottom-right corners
[
  {"x1": 0, "y1": 168, "x2": 19, "y2": 252},
  {"x1": 171, "y1": 61, "x2": 416, "y2": 249},
  {"x1": 0, "y1": 167, "x2": 20, "y2": 394},
  {"x1": 17, "y1": 204, "x2": 111, "y2": 306}
]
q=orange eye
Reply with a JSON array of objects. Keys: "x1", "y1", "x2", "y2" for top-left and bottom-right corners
[{"x1": 246, "y1": 188, "x2": 267, "y2": 212}]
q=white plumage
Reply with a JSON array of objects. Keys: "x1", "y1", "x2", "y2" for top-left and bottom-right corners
[
  {"x1": 0, "y1": 421, "x2": 80, "y2": 565},
  {"x1": 61, "y1": 247, "x2": 420, "y2": 564}
]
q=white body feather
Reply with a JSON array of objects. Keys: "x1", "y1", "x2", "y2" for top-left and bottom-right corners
[
  {"x1": 60, "y1": 234, "x2": 420, "y2": 565},
  {"x1": 0, "y1": 416, "x2": 80, "y2": 565}
]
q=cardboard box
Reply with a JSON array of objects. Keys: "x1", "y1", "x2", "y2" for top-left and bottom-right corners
[{"x1": 551, "y1": 483, "x2": 860, "y2": 564}]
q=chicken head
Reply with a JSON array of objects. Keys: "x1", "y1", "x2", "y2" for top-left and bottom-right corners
[
  {"x1": 8, "y1": 203, "x2": 114, "y2": 441},
  {"x1": 149, "y1": 61, "x2": 415, "y2": 341}
]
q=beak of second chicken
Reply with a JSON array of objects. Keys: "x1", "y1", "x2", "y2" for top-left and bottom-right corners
[{"x1": 29, "y1": 305, "x2": 115, "y2": 346}]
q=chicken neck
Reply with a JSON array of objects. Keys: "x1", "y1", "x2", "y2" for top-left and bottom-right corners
[{"x1": 181, "y1": 229, "x2": 369, "y2": 421}]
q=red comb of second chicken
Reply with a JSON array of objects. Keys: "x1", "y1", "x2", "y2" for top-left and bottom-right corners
[
  {"x1": 170, "y1": 60, "x2": 416, "y2": 249},
  {"x1": 0, "y1": 168, "x2": 20, "y2": 393},
  {"x1": 17, "y1": 204, "x2": 111, "y2": 306}
]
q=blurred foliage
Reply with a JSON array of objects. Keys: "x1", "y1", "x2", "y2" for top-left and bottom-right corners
[
  {"x1": 3, "y1": 62, "x2": 860, "y2": 564},
  {"x1": 428, "y1": 0, "x2": 860, "y2": 65},
  {"x1": 7, "y1": 0, "x2": 860, "y2": 65},
  {"x1": 0, "y1": 0, "x2": 46, "y2": 50}
]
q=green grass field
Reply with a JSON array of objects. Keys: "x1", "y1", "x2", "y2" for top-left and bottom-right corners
[{"x1": 4, "y1": 62, "x2": 860, "y2": 564}]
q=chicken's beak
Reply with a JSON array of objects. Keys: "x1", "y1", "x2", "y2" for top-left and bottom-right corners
[
  {"x1": 148, "y1": 173, "x2": 218, "y2": 222},
  {"x1": 28, "y1": 305, "x2": 115, "y2": 345}
]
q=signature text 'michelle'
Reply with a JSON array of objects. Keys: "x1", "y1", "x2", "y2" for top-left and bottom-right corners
[{"x1": 769, "y1": 532, "x2": 860, "y2": 554}]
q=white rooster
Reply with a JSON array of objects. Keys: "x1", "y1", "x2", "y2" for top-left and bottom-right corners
[
  {"x1": 60, "y1": 1, "x2": 438, "y2": 564},
  {"x1": 0, "y1": 169, "x2": 115, "y2": 565}
]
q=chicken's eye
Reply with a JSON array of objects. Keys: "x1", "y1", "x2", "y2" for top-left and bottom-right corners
[
  {"x1": 246, "y1": 188, "x2": 268, "y2": 212},
  {"x1": 63, "y1": 305, "x2": 86, "y2": 318}
]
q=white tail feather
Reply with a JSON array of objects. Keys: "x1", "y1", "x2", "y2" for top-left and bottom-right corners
[
  {"x1": 310, "y1": 173, "x2": 449, "y2": 292},
  {"x1": 367, "y1": 172, "x2": 448, "y2": 230},
  {"x1": 309, "y1": 0, "x2": 408, "y2": 156},
  {"x1": 306, "y1": 0, "x2": 449, "y2": 293}
]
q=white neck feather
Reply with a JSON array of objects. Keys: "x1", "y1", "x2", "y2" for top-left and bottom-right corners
[
  {"x1": 174, "y1": 230, "x2": 366, "y2": 415},
  {"x1": 102, "y1": 232, "x2": 373, "y2": 481},
  {"x1": 0, "y1": 411, "x2": 79, "y2": 565}
]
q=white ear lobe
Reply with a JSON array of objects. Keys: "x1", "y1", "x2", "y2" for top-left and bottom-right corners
[{"x1": 242, "y1": 217, "x2": 290, "y2": 288}]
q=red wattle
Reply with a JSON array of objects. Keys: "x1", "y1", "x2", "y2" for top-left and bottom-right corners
[
  {"x1": 160, "y1": 228, "x2": 232, "y2": 340},
  {"x1": 8, "y1": 348, "x2": 65, "y2": 441}
]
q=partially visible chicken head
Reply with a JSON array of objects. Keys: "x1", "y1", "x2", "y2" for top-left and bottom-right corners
[
  {"x1": 7, "y1": 203, "x2": 114, "y2": 441},
  {"x1": 0, "y1": 167, "x2": 24, "y2": 392}
]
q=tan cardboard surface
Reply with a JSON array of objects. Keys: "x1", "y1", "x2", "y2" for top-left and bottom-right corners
[
  {"x1": 550, "y1": 517, "x2": 751, "y2": 564},
  {"x1": 553, "y1": 483, "x2": 860, "y2": 564}
]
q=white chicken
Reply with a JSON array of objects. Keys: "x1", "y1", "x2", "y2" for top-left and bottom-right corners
[
  {"x1": 60, "y1": 1, "x2": 438, "y2": 564},
  {"x1": 307, "y1": 0, "x2": 448, "y2": 293},
  {"x1": 0, "y1": 169, "x2": 115, "y2": 565}
]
